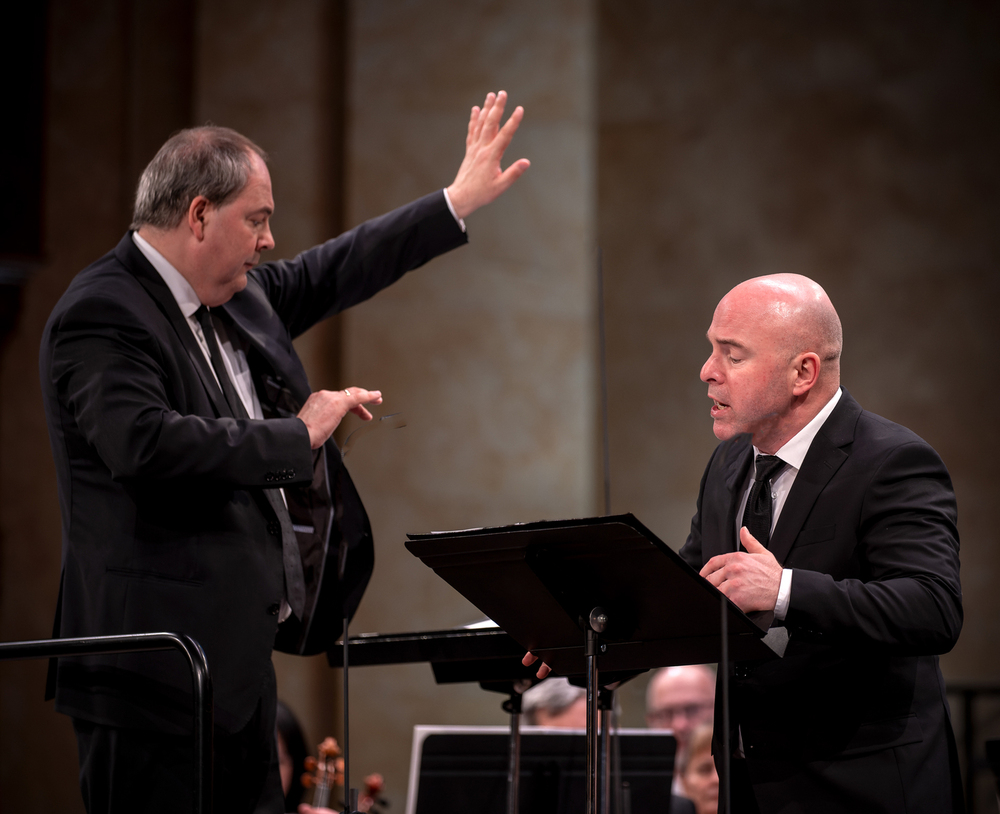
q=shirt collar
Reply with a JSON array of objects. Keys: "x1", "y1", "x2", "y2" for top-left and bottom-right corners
[
  {"x1": 754, "y1": 387, "x2": 843, "y2": 470},
  {"x1": 132, "y1": 231, "x2": 202, "y2": 318}
]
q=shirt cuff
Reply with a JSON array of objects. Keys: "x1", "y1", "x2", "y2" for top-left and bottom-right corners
[
  {"x1": 442, "y1": 187, "x2": 467, "y2": 233},
  {"x1": 774, "y1": 568, "x2": 793, "y2": 620}
]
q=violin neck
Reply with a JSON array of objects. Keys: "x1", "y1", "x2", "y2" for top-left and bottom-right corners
[{"x1": 314, "y1": 776, "x2": 332, "y2": 809}]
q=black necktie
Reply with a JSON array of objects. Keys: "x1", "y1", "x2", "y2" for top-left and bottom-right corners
[
  {"x1": 195, "y1": 306, "x2": 248, "y2": 418},
  {"x1": 195, "y1": 305, "x2": 306, "y2": 619},
  {"x1": 741, "y1": 454, "x2": 786, "y2": 548}
]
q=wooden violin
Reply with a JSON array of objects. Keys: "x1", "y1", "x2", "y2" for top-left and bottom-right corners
[{"x1": 302, "y1": 737, "x2": 387, "y2": 813}]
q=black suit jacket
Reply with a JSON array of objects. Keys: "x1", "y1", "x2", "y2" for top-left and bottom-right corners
[
  {"x1": 40, "y1": 191, "x2": 467, "y2": 734},
  {"x1": 679, "y1": 389, "x2": 964, "y2": 813}
]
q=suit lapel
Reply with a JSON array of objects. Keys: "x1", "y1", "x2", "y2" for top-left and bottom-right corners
[
  {"x1": 720, "y1": 436, "x2": 754, "y2": 554},
  {"x1": 116, "y1": 234, "x2": 234, "y2": 419},
  {"x1": 768, "y1": 390, "x2": 860, "y2": 564},
  {"x1": 220, "y1": 293, "x2": 310, "y2": 410},
  {"x1": 220, "y1": 288, "x2": 336, "y2": 640}
]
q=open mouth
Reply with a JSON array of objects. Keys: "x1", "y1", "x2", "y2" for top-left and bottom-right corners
[{"x1": 710, "y1": 398, "x2": 730, "y2": 416}]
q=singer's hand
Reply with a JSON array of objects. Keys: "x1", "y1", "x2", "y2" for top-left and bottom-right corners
[{"x1": 699, "y1": 527, "x2": 782, "y2": 612}]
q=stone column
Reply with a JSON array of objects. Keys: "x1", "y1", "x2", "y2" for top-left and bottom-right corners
[
  {"x1": 192, "y1": 0, "x2": 348, "y2": 752},
  {"x1": 340, "y1": 0, "x2": 598, "y2": 802}
]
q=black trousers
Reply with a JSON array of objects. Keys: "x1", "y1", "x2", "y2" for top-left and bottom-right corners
[{"x1": 73, "y1": 672, "x2": 284, "y2": 814}]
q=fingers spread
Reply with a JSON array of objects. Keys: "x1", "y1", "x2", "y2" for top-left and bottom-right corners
[
  {"x1": 466, "y1": 106, "x2": 480, "y2": 144},
  {"x1": 496, "y1": 158, "x2": 531, "y2": 195},
  {"x1": 474, "y1": 92, "x2": 497, "y2": 140},
  {"x1": 449, "y1": 91, "x2": 528, "y2": 218},
  {"x1": 495, "y1": 105, "x2": 524, "y2": 147},
  {"x1": 484, "y1": 90, "x2": 507, "y2": 134}
]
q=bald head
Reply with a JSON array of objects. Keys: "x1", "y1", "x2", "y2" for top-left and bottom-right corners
[
  {"x1": 725, "y1": 274, "x2": 842, "y2": 372},
  {"x1": 700, "y1": 273, "x2": 843, "y2": 453}
]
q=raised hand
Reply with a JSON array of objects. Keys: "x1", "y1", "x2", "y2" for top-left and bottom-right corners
[{"x1": 446, "y1": 90, "x2": 531, "y2": 219}]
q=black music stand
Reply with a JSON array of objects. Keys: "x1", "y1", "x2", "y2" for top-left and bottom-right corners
[{"x1": 406, "y1": 513, "x2": 780, "y2": 814}]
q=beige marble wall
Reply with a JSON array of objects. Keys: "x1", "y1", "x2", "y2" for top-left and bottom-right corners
[
  {"x1": 340, "y1": 0, "x2": 598, "y2": 804},
  {"x1": 192, "y1": 0, "x2": 347, "y2": 755}
]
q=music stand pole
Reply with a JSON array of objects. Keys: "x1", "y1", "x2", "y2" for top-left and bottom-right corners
[
  {"x1": 503, "y1": 690, "x2": 523, "y2": 814},
  {"x1": 586, "y1": 607, "x2": 608, "y2": 814},
  {"x1": 342, "y1": 617, "x2": 360, "y2": 814},
  {"x1": 599, "y1": 688, "x2": 613, "y2": 814}
]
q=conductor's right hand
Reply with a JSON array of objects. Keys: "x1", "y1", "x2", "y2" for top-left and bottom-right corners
[
  {"x1": 297, "y1": 387, "x2": 383, "y2": 450},
  {"x1": 522, "y1": 651, "x2": 551, "y2": 680}
]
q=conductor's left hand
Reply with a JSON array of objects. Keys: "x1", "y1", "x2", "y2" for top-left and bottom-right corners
[
  {"x1": 446, "y1": 90, "x2": 530, "y2": 219},
  {"x1": 699, "y1": 527, "x2": 782, "y2": 613}
]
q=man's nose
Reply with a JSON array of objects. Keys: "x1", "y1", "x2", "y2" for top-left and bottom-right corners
[
  {"x1": 258, "y1": 226, "x2": 275, "y2": 252},
  {"x1": 700, "y1": 355, "x2": 717, "y2": 383}
]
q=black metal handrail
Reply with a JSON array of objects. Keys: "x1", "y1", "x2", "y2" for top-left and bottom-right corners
[{"x1": 0, "y1": 632, "x2": 213, "y2": 813}]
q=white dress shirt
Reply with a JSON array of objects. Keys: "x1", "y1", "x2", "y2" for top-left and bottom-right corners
[
  {"x1": 735, "y1": 387, "x2": 843, "y2": 620},
  {"x1": 131, "y1": 231, "x2": 264, "y2": 420}
]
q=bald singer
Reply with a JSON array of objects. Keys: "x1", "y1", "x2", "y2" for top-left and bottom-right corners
[{"x1": 683, "y1": 274, "x2": 963, "y2": 813}]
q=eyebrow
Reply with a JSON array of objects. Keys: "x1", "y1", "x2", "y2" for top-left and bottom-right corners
[{"x1": 708, "y1": 334, "x2": 749, "y2": 351}]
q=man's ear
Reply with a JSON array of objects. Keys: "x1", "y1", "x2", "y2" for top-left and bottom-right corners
[
  {"x1": 187, "y1": 196, "x2": 211, "y2": 240},
  {"x1": 791, "y1": 352, "x2": 821, "y2": 396}
]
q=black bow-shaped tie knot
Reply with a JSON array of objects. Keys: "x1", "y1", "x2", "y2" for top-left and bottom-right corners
[{"x1": 741, "y1": 454, "x2": 786, "y2": 548}]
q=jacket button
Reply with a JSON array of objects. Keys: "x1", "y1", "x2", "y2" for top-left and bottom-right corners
[
  {"x1": 286, "y1": 469, "x2": 295, "y2": 479},
  {"x1": 267, "y1": 521, "x2": 281, "y2": 536},
  {"x1": 267, "y1": 603, "x2": 280, "y2": 615}
]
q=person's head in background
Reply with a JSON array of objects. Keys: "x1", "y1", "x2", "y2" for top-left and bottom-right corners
[
  {"x1": 645, "y1": 665, "x2": 715, "y2": 754},
  {"x1": 276, "y1": 699, "x2": 309, "y2": 811},
  {"x1": 677, "y1": 724, "x2": 718, "y2": 814},
  {"x1": 522, "y1": 677, "x2": 588, "y2": 727}
]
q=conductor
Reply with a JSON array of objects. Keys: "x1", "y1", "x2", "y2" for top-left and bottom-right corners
[{"x1": 41, "y1": 92, "x2": 529, "y2": 814}]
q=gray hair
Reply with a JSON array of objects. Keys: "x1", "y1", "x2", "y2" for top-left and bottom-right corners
[
  {"x1": 131, "y1": 126, "x2": 267, "y2": 230},
  {"x1": 521, "y1": 678, "x2": 586, "y2": 724}
]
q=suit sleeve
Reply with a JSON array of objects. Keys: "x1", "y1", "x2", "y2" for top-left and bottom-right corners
[
  {"x1": 250, "y1": 190, "x2": 468, "y2": 338},
  {"x1": 786, "y1": 439, "x2": 962, "y2": 655},
  {"x1": 48, "y1": 294, "x2": 313, "y2": 487}
]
